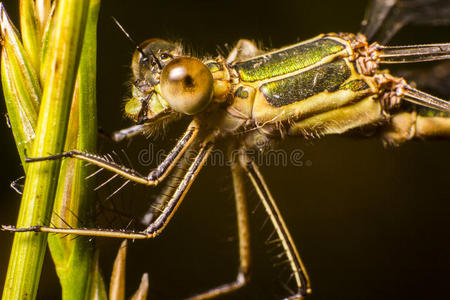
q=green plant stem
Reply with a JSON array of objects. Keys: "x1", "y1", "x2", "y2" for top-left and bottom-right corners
[
  {"x1": 47, "y1": 0, "x2": 100, "y2": 299},
  {"x1": 2, "y1": 1, "x2": 90, "y2": 299}
]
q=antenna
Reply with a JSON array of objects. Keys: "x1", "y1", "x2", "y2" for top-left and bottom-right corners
[{"x1": 112, "y1": 17, "x2": 163, "y2": 69}]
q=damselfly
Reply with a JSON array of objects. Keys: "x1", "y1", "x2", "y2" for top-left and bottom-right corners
[{"x1": 3, "y1": 0, "x2": 450, "y2": 299}]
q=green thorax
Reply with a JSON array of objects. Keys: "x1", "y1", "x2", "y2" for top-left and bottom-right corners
[
  {"x1": 225, "y1": 34, "x2": 378, "y2": 124},
  {"x1": 231, "y1": 34, "x2": 351, "y2": 83}
]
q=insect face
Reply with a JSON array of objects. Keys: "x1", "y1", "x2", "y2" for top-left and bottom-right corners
[
  {"x1": 125, "y1": 39, "x2": 214, "y2": 124},
  {"x1": 125, "y1": 39, "x2": 182, "y2": 123}
]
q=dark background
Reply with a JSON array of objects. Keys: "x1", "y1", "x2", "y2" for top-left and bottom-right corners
[{"x1": 1, "y1": 0, "x2": 449, "y2": 299}]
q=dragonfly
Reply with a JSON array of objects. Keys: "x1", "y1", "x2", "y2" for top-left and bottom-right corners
[{"x1": 4, "y1": 0, "x2": 450, "y2": 299}]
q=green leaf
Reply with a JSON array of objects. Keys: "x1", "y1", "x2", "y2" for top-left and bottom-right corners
[
  {"x1": 1, "y1": 49, "x2": 37, "y2": 168},
  {"x1": 0, "y1": 3, "x2": 41, "y2": 166},
  {"x1": 20, "y1": 0, "x2": 42, "y2": 71},
  {"x1": 89, "y1": 250, "x2": 108, "y2": 300}
]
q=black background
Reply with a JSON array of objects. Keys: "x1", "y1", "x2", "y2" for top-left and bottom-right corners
[{"x1": 1, "y1": 0, "x2": 449, "y2": 299}]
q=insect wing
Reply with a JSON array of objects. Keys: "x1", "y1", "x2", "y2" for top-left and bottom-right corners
[
  {"x1": 395, "y1": 61, "x2": 450, "y2": 97},
  {"x1": 361, "y1": 0, "x2": 450, "y2": 44}
]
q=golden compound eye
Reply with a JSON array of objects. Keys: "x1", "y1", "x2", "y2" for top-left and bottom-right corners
[{"x1": 160, "y1": 57, "x2": 214, "y2": 115}]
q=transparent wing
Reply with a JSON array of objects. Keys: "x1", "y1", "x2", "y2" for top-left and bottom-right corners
[
  {"x1": 361, "y1": 0, "x2": 450, "y2": 44},
  {"x1": 395, "y1": 61, "x2": 450, "y2": 97}
]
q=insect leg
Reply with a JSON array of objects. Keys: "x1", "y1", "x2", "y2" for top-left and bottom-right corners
[
  {"x1": 140, "y1": 150, "x2": 193, "y2": 225},
  {"x1": 383, "y1": 110, "x2": 450, "y2": 145},
  {"x1": 240, "y1": 153, "x2": 311, "y2": 299},
  {"x1": 187, "y1": 152, "x2": 251, "y2": 300},
  {"x1": 25, "y1": 120, "x2": 200, "y2": 186},
  {"x1": 2, "y1": 142, "x2": 213, "y2": 239},
  {"x1": 111, "y1": 124, "x2": 146, "y2": 142}
]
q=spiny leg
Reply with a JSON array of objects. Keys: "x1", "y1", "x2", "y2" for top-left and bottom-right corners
[
  {"x1": 141, "y1": 146, "x2": 194, "y2": 225},
  {"x1": 240, "y1": 153, "x2": 311, "y2": 299},
  {"x1": 3, "y1": 142, "x2": 213, "y2": 239},
  {"x1": 187, "y1": 152, "x2": 251, "y2": 299},
  {"x1": 25, "y1": 120, "x2": 200, "y2": 186}
]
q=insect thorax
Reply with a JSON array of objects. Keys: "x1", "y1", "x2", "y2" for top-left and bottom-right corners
[{"x1": 208, "y1": 33, "x2": 389, "y2": 140}]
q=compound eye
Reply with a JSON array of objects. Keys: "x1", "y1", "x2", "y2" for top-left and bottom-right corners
[{"x1": 160, "y1": 57, "x2": 214, "y2": 115}]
